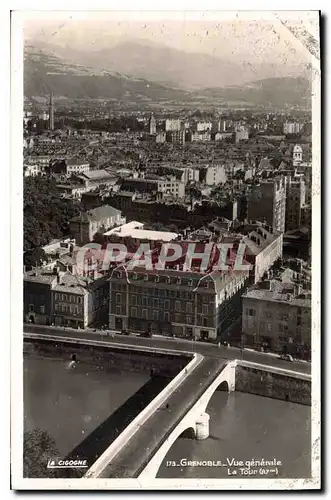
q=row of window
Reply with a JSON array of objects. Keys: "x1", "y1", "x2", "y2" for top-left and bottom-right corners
[
  {"x1": 112, "y1": 285, "x2": 214, "y2": 302},
  {"x1": 114, "y1": 272, "x2": 213, "y2": 288},
  {"x1": 127, "y1": 307, "x2": 207, "y2": 326},
  {"x1": 54, "y1": 293, "x2": 83, "y2": 304},
  {"x1": 54, "y1": 303, "x2": 83, "y2": 315},
  {"x1": 245, "y1": 308, "x2": 310, "y2": 319},
  {"x1": 116, "y1": 294, "x2": 214, "y2": 315}
]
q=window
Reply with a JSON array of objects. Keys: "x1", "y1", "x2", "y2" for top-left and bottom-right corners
[
  {"x1": 186, "y1": 315, "x2": 193, "y2": 324},
  {"x1": 188, "y1": 279, "x2": 193, "y2": 287},
  {"x1": 131, "y1": 307, "x2": 137, "y2": 317},
  {"x1": 186, "y1": 302, "x2": 193, "y2": 313},
  {"x1": 55, "y1": 293, "x2": 59, "y2": 301},
  {"x1": 202, "y1": 304, "x2": 209, "y2": 315},
  {"x1": 153, "y1": 298, "x2": 159, "y2": 308},
  {"x1": 202, "y1": 317, "x2": 208, "y2": 327},
  {"x1": 131, "y1": 295, "x2": 137, "y2": 306},
  {"x1": 116, "y1": 293, "x2": 121, "y2": 304},
  {"x1": 144, "y1": 275, "x2": 148, "y2": 281},
  {"x1": 116, "y1": 305, "x2": 122, "y2": 315},
  {"x1": 267, "y1": 323, "x2": 272, "y2": 332},
  {"x1": 248, "y1": 309, "x2": 256, "y2": 317},
  {"x1": 142, "y1": 309, "x2": 148, "y2": 319},
  {"x1": 40, "y1": 305, "x2": 45, "y2": 314},
  {"x1": 28, "y1": 304, "x2": 34, "y2": 312},
  {"x1": 175, "y1": 301, "x2": 181, "y2": 312},
  {"x1": 164, "y1": 300, "x2": 170, "y2": 309},
  {"x1": 153, "y1": 310, "x2": 159, "y2": 320},
  {"x1": 164, "y1": 311, "x2": 170, "y2": 322},
  {"x1": 264, "y1": 311, "x2": 272, "y2": 319},
  {"x1": 155, "y1": 275, "x2": 160, "y2": 282}
]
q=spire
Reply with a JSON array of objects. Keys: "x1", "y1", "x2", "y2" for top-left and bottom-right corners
[{"x1": 48, "y1": 93, "x2": 54, "y2": 131}]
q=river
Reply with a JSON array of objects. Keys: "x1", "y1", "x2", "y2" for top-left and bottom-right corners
[{"x1": 24, "y1": 354, "x2": 311, "y2": 479}]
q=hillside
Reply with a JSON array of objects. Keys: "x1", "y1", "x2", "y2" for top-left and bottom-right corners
[
  {"x1": 24, "y1": 45, "x2": 311, "y2": 109},
  {"x1": 195, "y1": 77, "x2": 312, "y2": 108},
  {"x1": 24, "y1": 46, "x2": 192, "y2": 101},
  {"x1": 28, "y1": 38, "x2": 310, "y2": 91}
]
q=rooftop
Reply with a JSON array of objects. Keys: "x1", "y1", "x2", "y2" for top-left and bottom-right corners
[
  {"x1": 71, "y1": 205, "x2": 122, "y2": 223},
  {"x1": 104, "y1": 221, "x2": 178, "y2": 242},
  {"x1": 243, "y1": 279, "x2": 311, "y2": 308}
]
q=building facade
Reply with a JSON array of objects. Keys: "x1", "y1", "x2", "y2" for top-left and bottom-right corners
[
  {"x1": 247, "y1": 177, "x2": 287, "y2": 233},
  {"x1": 165, "y1": 119, "x2": 182, "y2": 132},
  {"x1": 286, "y1": 178, "x2": 306, "y2": 231},
  {"x1": 242, "y1": 279, "x2": 311, "y2": 354},
  {"x1": 69, "y1": 205, "x2": 124, "y2": 245},
  {"x1": 109, "y1": 267, "x2": 249, "y2": 340}
]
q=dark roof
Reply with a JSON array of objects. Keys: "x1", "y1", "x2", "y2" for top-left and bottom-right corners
[{"x1": 70, "y1": 205, "x2": 121, "y2": 223}]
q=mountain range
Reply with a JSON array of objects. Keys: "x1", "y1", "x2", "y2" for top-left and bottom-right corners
[{"x1": 24, "y1": 42, "x2": 312, "y2": 108}]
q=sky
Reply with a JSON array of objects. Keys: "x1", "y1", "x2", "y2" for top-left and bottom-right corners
[{"x1": 23, "y1": 11, "x2": 318, "y2": 67}]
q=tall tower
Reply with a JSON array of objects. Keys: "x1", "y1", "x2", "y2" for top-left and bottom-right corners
[
  {"x1": 48, "y1": 93, "x2": 54, "y2": 131},
  {"x1": 149, "y1": 114, "x2": 156, "y2": 135}
]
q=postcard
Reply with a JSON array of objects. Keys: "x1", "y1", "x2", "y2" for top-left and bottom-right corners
[{"x1": 11, "y1": 8, "x2": 321, "y2": 490}]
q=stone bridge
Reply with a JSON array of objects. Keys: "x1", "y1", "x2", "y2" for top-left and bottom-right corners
[{"x1": 86, "y1": 358, "x2": 236, "y2": 479}]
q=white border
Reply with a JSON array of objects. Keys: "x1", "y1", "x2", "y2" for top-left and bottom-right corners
[{"x1": 9, "y1": 7, "x2": 321, "y2": 492}]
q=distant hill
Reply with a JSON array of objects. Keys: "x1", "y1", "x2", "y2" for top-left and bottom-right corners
[
  {"x1": 24, "y1": 46, "x2": 192, "y2": 101},
  {"x1": 195, "y1": 77, "x2": 312, "y2": 108},
  {"x1": 24, "y1": 45, "x2": 311, "y2": 109},
  {"x1": 28, "y1": 38, "x2": 310, "y2": 91}
]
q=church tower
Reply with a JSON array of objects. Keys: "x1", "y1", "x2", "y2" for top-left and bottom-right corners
[
  {"x1": 149, "y1": 114, "x2": 156, "y2": 135},
  {"x1": 48, "y1": 93, "x2": 54, "y2": 131}
]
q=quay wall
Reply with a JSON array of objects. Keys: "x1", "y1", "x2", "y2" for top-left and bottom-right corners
[
  {"x1": 235, "y1": 363, "x2": 311, "y2": 405},
  {"x1": 24, "y1": 337, "x2": 191, "y2": 377}
]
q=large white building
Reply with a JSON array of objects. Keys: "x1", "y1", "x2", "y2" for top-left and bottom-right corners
[
  {"x1": 283, "y1": 122, "x2": 303, "y2": 135},
  {"x1": 165, "y1": 119, "x2": 182, "y2": 132}
]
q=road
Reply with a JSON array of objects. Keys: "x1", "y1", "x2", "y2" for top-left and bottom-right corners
[
  {"x1": 24, "y1": 324, "x2": 311, "y2": 375},
  {"x1": 99, "y1": 357, "x2": 226, "y2": 478}
]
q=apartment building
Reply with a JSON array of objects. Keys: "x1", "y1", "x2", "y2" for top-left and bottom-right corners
[
  {"x1": 109, "y1": 267, "x2": 249, "y2": 340},
  {"x1": 283, "y1": 122, "x2": 303, "y2": 135},
  {"x1": 247, "y1": 177, "x2": 287, "y2": 232},
  {"x1": 121, "y1": 175, "x2": 185, "y2": 198},
  {"x1": 167, "y1": 129, "x2": 186, "y2": 145},
  {"x1": 286, "y1": 178, "x2": 306, "y2": 231},
  {"x1": 242, "y1": 277, "x2": 311, "y2": 354},
  {"x1": 165, "y1": 118, "x2": 182, "y2": 132},
  {"x1": 236, "y1": 222, "x2": 283, "y2": 284},
  {"x1": 24, "y1": 264, "x2": 109, "y2": 328},
  {"x1": 50, "y1": 158, "x2": 90, "y2": 175},
  {"x1": 188, "y1": 131, "x2": 211, "y2": 142},
  {"x1": 69, "y1": 205, "x2": 125, "y2": 245},
  {"x1": 204, "y1": 165, "x2": 227, "y2": 186}
]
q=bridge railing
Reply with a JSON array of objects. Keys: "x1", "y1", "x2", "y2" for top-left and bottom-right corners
[
  {"x1": 237, "y1": 359, "x2": 311, "y2": 381},
  {"x1": 84, "y1": 352, "x2": 204, "y2": 478}
]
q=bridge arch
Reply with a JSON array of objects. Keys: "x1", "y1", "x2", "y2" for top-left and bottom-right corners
[{"x1": 139, "y1": 361, "x2": 237, "y2": 479}]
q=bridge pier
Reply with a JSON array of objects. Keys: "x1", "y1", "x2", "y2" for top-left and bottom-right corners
[{"x1": 195, "y1": 412, "x2": 210, "y2": 440}]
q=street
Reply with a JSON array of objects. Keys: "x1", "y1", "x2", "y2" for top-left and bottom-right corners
[{"x1": 24, "y1": 324, "x2": 311, "y2": 375}]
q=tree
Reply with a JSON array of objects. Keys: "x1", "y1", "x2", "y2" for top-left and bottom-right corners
[
  {"x1": 24, "y1": 247, "x2": 47, "y2": 270},
  {"x1": 24, "y1": 177, "x2": 81, "y2": 251},
  {"x1": 23, "y1": 429, "x2": 60, "y2": 478}
]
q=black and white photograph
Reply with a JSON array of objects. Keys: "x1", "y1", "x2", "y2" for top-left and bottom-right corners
[{"x1": 10, "y1": 8, "x2": 320, "y2": 490}]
